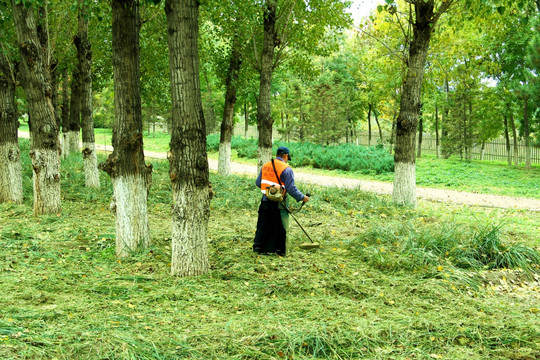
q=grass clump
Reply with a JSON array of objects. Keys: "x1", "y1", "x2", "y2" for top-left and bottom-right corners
[{"x1": 400, "y1": 223, "x2": 540, "y2": 274}]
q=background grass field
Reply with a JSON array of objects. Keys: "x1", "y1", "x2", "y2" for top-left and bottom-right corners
[{"x1": 0, "y1": 139, "x2": 538, "y2": 359}]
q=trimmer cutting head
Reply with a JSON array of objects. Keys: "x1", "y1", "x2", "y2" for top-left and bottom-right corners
[{"x1": 299, "y1": 242, "x2": 320, "y2": 250}]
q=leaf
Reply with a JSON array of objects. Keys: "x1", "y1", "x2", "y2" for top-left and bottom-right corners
[
  {"x1": 377, "y1": 5, "x2": 383, "y2": 13},
  {"x1": 496, "y1": 6, "x2": 505, "y2": 15}
]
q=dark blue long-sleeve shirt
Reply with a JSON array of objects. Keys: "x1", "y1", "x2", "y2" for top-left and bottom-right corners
[{"x1": 256, "y1": 157, "x2": 305, "y2": 202}]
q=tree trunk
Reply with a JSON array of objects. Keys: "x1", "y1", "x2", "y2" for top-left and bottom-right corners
[
  {"x1": 60, "y1": 66, "x2": 69, "y2": 158},
  {"x1": 480, "y1": 141, "x2": 485, "y2": 161},
  {"x1": 389, "y1": 112, "x2": 397, "y2": 154},
  {"x1": 503, "y1": 114, "x2": 511, "y2": 166},
  {"x1": 165, "y1": 0, "x2": 211, "y2": 277},
  {"x1": 367, "y1": 103, "x2": 372, "y2": 147},
  {"x1": 441, "y1": 75, "x2": 450, "y2": 158},
  {"x1": 256, "y1": 0, "x2": 276, "y2": 172},
  {"x1": 76, "y1": 0, "x2": 100, "y2": 188},
  {"x1": 509, "y1": 112, "x2": 519, "y2": 166},
  {"x1": 202, "y1": 68, "x2": 217, "y2": 134},
  {"x1": 244, "y1": 102, "x2": 248, "y2": 138},
  {"x1": 523, "y1": 96, "x2": 531, "y2": 169},
  {"x1": 11, "y1": 0, "x2": 61, "y2": 215},
  {"x1": 417, "y1": 114, "x2": 423, "y2": 158},
  {"x1": 374, "y1": 108, "x2": 383, "y2": 144},
  {"x1": 50, "y1": 60, "x2": 60, "y2": 141},
  {"x1": 0, "y1": 51, "x2": 23, "y2": 204},
  {"x1": 467, "y1": 100, "x2": 473, "y2": 161},
  {"x1": 393, "y1": 0, "x2": 437, "y2": 207},
  {"x1": 66, "y1": 67, "x2": 81, "y2": 155},
  {"x1": 435, "y1": 104, "x2": 440, "y2": 158},
  {"x1": 100, "y1": 0, "x2": 151, "y2": 257},
  {"x1": 218, "y1": 35, "x2": 242, "y2": 176}
]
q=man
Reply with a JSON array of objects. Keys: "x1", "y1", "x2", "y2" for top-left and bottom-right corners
[{"x1": 253, "y1": 146, "x2": 309, "y2": 255}]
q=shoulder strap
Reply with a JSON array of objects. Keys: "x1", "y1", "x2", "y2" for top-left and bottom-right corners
[{"x1": 271, "y1": 159, "x2": 283, "y2": 187}]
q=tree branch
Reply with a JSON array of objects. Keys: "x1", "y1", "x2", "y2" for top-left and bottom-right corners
[{"x1": 352, "y1": 25, "x2": 406, "y2": 64}]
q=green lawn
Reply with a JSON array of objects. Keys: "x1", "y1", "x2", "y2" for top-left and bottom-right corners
[{"x1": 0, "y1": 143, "x2": 539, "y2": 359}]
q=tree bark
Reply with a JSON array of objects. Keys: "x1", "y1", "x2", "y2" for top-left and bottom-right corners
[
  {"x1": 256, "y1": 0, "x2": 277, "y2": 172},
  {"x1": 393, "y1": 0, "x2": 438, "y2": 207},
  {"x1": 165, "y1": 0, "x2": 211, "y2": 277},
  {"x1": 100, "y1": 0, "x2": 151, "y2": 257},
  {"x1": 0, "y1": 51, "x2": 23, "y2": 204},
  {"x1": 11, "y1": 0, "x2": 61, "y2": 215},
  {"x1": 66, "y1": 66, "x2": 81, "y2": 155},
  {"x1": 218, "y1": 35, "x2": 242, "y2": 176},
  {"x1": 76, "y1": 1, "x2": 100, "y2": 188}
]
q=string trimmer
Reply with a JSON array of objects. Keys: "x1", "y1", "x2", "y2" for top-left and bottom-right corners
[{"x1": 282, "y1": 193, "x2": 321, "y2": 250}]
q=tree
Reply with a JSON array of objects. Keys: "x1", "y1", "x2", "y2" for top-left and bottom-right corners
[
  {"x1": 100, "y1": 0, "x2": 152, "y2": 257},
  {"x1": 0, "y1": 45, "x2": 23, "y2": 204},
  {"x1": 75, "y1": 0, "x2": 100, "y2": 188},
  {"x1": 256, "y1": 0, "x2": 278, "y2": 171},
  {"x1": 390, "y1": 0, "x2": 454, "y2": 207},
  {"x1": 253, "y1": 0, "x2": 351, "y2": 171},
  {"x1": 11, "y1": 0, "x2": 61, "y2": 215},
  {"x1": 165, "y1": 0, "x2": 212, "y2": 276},
  {"x1": 218, "y1": 35, "x2": 243, "y2": 176}
]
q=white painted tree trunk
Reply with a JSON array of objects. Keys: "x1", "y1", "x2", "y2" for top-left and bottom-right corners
[
  {"x1": 67, "y1": 131, "x2": 80, "y2": 154},
  {"x1": 82, "y1": 142, "x2": 100, "y2": 188},
  {"x1": 392, "y1": 162, "x2": 416, "y2": 207},
  {"x1": 112, "y1": 174, "x2": 149, "y2": 257},
  {"x1": 436, "y1": 145, "x2": 441, "y2": 159},
  {"x1": 257, "y1": 145, "x2": 272, "y2": 174},
  {"x1": 0, "y1": 143, "x2": 23, "y2": 203},
  {"x1": 171, "y1": 187, "x2": 209, "y2": 276},
  {"x1": 218, "y1": 142, "x2": 231, "y2": 176},
  {"x1": 31, "y1": 149, "x2": 61, "y2": 215},
  {"x1": 62, "y1": 132, "x2": 69, "y2": 158}
]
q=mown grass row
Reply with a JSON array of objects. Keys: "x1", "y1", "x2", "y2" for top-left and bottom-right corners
[{"x1": 0, "y1": 140, "x2": 538, "y2": 359}]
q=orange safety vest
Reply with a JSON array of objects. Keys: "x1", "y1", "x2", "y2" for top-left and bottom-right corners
[{"x1": 260, "y1": 159, "x2": 290, "y2": 195}]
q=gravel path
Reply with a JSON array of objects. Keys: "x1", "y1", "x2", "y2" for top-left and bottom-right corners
[{"x1": 18, "y1": 132, "x2": 539, "y2": 211}]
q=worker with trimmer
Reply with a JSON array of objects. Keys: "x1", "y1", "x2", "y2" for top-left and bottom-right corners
[{"x1": 253, "y1": 146, "x2": 310, "y2": 256}]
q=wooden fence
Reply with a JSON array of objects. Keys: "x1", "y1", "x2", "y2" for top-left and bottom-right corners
[{"x1": 231, "y1": 124, "x2": 540, "y2": 165}]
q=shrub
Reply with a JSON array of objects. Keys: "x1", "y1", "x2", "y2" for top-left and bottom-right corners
[{"x1": 206, "y1": 135, "x2": 395, "y2": 174}]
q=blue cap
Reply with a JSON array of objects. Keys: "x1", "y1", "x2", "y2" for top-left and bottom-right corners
[{"x1": 277, "y1": 146, "x2": 291, "y2": 159}]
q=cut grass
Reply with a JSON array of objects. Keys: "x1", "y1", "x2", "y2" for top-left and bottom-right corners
[{"x1": 0, "y1": 140, "x2": 539, "y2": 359}]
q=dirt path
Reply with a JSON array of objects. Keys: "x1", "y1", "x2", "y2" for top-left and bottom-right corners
[
  {"x1": 18, "y1": 131, "x2": 540, "y2": 211},
  {"x1": 102, "y1": 144, "x2": 540, "y2": 212}
]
